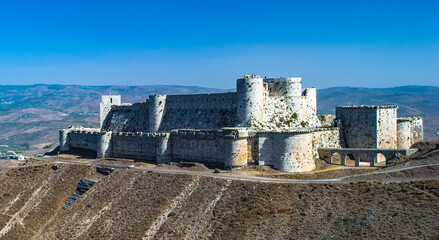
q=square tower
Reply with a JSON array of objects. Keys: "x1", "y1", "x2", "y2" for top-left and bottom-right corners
[
  {"x1": 336, "y1": 105, "x2": 398, "y2": 149},
  {"x1": 100, "y1": 95, "x2": 121, "y2": 128}
]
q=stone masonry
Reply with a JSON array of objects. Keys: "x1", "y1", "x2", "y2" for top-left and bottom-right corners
[{"x1": 60, "y1": 75, "x2": 423, "y2": 173}]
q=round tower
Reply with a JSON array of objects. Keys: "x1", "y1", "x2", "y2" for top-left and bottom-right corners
[
  {"x1": 303, "y1": 87, "x2": 317, "y2": 118},
  {"x1": 97, "y1": 131, "x2": 112, "y2": 158},
  {"x1": 224, "y1": 137, "x2": 248, "y2": 168},
  {"x1": 273, "y1": 132, "x2": 314, "y2": 172},
  {"x1": 236, "y1": 75, "x2": 264, "y2": 127},
  {"x1": 283, "y1": 77, "x2": 302, "y2": 97},
  {"x1": 149, "y1": 94, "x2": 167, "y2": 133},
  {"x1": 156, "y1": 133, "x2": 172, "y2": 164},
  {"x1": 59, "y1": 129, "x2": 70, "y2": 152}
]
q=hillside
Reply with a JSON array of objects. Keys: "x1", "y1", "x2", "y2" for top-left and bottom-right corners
[
  {"x1": 0, "y1": 84, "x2": 438, "y2": 154},
  {"x1": 0, "y1": 138, "x2": 439, "y2": 239}
]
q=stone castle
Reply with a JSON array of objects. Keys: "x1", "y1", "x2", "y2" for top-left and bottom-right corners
[{"x1": 59, "y1": 75, "x2": 424, "y2": 172}]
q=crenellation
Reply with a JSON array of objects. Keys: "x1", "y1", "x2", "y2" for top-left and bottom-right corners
[
  {"x1": 337, "y1": 105, "x2": 398, "y2": 109},
  {"x1": 60, "y1": 74, "x2": 423, "y2": 173}
]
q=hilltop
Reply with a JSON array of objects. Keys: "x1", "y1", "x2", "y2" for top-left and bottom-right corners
[
  {"x1": 0, "y1": 84, "x2": 438, "y2": 154},
  {"x1": 0, "y1": 138, "x2": 438, "y2": 239}
]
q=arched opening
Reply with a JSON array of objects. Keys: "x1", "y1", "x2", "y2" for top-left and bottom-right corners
[
  {"x1": 375, "y1": 153, "x2": 387, "y2": 167},
  {"x1": 330, "y1": 152, "x2": 341, "y2": 164},
  {"x1": 359, "y1": 153, "x2": 370, "y2": 162},
  {"x1": 345, "y1": 153, "x2": 356, "y2": 166}
]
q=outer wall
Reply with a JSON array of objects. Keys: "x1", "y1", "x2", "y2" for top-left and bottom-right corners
[
  {"x1": 171, "y1": 133, "x2": 225, "y2": 165},
  {"x1": 336, "y1": 108, "x2": 377, "y2": 148}
]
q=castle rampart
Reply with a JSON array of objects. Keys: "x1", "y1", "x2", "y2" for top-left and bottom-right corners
[
  {"x1": 60, "y1": 75, "x2": 422, "y2": 173},
  {"x1": 103, "y1": 102, "x2": 150, "y2": 132}
]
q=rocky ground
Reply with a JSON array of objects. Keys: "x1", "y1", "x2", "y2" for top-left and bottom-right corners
[{"x1": 0, "y1": 139, "x2": 438, "y2": 239}]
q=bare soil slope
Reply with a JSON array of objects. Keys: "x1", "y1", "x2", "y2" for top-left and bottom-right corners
[{"x1": 0, "y1": 161, "x2": 438, "y2": 239}]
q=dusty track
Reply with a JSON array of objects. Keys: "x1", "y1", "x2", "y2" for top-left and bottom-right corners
[
  {"x1": 2, "y1": 158, "x2": 439, "y2": 239},
  {"x1": 39, "y1": 157, "x2": 439, "y2": 183}
]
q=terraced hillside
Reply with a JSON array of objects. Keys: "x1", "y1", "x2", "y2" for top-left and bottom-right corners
[{"x1": 0, "y1": 159, "x2": 439, "y2": 239}]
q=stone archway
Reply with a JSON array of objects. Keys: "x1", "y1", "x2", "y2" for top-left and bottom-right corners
[
  {"x1": 345, "y1": 153, "x2": 355, "y2": 166},
  {"x1": 376, "y1": 153, "x2": 386, "y2": 163},
  {"x1": 359, "y1": 153, "x2": 371, "y2": 162},
  {"x1": 330, "y1": 152, "x2": 341, "y2": 164}
]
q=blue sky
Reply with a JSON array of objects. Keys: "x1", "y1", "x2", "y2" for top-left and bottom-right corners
[{"x1": 0, "y1": 0, "x2": 438, "y2": 89}]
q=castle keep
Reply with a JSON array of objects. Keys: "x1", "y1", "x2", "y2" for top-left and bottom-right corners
[{"x1": 59, "y1": 75, "x2": 424, "y2": 172}]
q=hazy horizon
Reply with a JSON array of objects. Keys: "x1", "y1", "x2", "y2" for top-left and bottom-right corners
[{"x1": 1, "y1": 83, "x2": 439, "y2": 91}]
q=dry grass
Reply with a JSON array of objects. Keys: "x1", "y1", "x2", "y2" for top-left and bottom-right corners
[
  {"x1": 0, "y1": 162, "x2": 437, "y2": 239},
  {"x1": 0, "y1": 138, "x2": 438, "y2": 239}
]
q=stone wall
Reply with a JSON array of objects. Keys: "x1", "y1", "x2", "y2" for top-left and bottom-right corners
[
  {"x1": 170, "y1": 128, "x2": 258, "y2": 167},
  {"x1": 301, "y1": 88, "x2": 319, "y2": 126},
  {"x1": 254, "y1": 88, "x2": 319, "y2": 130},
  {"x1": 103, "y1": 93, "x2": 238, "y2": 133},
  {"x1": 336, "y1": 105, "x2": 398, "y2": 149},
  {"x1": 319, "y1": 114, "x2": 336, "y2": 127},
  {"x1": 376, "y1": 108, "x2": 397, "y2": 149},
  {"x1": 312, "y1": 128, "x2": 341, "y2": 159},
  {"x1": 101, "y1": 76, "x2": 318, "y2": 133},
  {"x1": 336, "y1": 106, "x2": 378, "y2": 148},
  {"x1": 237, "y1": 76, "x2": 265, "y2": 127},
  {"x1": 397, "y1": 117, "x2": 424, "y2": 149},
  {"x1": 60, "y1": 76, "x2": 423, "y2": 174},
  {"x1": 149, "y1": 94, "x2": 166, "y2": 133},
  {"x1": 257, "y1": 128, "x2": 339, "y2": 172},
  {"x1": 103, "y1": 102, "x2": 150, "y2": 132},
  {"x1": 62, "y1": 126, "x2": 340, "y2": 173},
  {"x1": 65, "y1": 129, "x2": 100, "y2": 151},
  {"x1": 171, "y1": 129, "x2": 225, "y2": 165},
  {"x1": 264, "y1": 77, "x2": 302, "y2": 97},
  {"x1": 110, "y1": 132, "x2": 157, "y2": 161},
  {"x1": 273, "y1": 132, "x2": 314, "y2": 172},
  {"x1": 159, "y1": 93, "x2": 238, "y2": 131},
  {"x1": 100, "y1": 95, "x2": 121, "y2": 128}
]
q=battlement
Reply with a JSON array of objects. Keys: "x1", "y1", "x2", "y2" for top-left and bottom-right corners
[
  {"x1": 60, "y1": 74, "x2": 423, "y2": 174},
  {"x1": 264, "y1": 77, "x2": 302, "y2": 97},
  {"x1": 170, "y1": 128, "x2": 257, "y2": 139},
  {"x1": 337, "y1": 105, "x2": 398, "y2": 109},
  {"x1": 397, "y1": 116, "x2": 423, "y2": 122},
  {"x1": 257, "y1": 127, "x2": 339, "y2": 134}
]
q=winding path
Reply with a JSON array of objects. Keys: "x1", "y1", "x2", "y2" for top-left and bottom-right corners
[{"x1": 37, "y1": 157, "x2": 439, "y2": 184}]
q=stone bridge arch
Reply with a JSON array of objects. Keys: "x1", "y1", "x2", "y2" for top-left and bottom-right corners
[{"x1": 318, "y1": 148, "x2": 417, "y2": 167}]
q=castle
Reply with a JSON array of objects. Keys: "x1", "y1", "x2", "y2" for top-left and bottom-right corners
[{"x1": 59, "y1": 75, "x2": 423, "y2": 172}]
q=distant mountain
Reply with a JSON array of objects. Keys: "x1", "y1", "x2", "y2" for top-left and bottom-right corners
[
  {"x1": 0, "y1": 84, "x2": 231, "y2": 114},
  {"x1": 317, "y1": 85, "x2": 439, "y2": 139},
  {"x1": 0, "y1": 84, "x2": 437, "y2": 154}
]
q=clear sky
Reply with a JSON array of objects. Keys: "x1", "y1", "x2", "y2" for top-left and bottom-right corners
[{"x1": 0, "y1": 0, "x2": 438, "y2": 89}]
